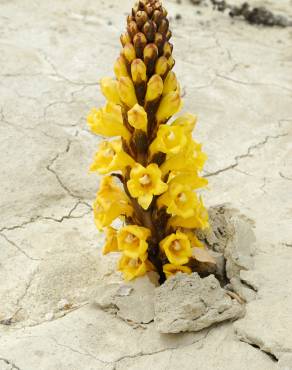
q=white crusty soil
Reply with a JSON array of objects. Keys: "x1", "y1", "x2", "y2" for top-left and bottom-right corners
[{"x1": 0, "y1": 0, "x2": 291, "y2": 369}]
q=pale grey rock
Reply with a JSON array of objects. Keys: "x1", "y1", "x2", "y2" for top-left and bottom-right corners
[
  {"x1": 154, "y1": 273, "x2": 245, "y2": 333},
  {"x1": 94, "y1": 273, "x2": 159, "y2": 324}
]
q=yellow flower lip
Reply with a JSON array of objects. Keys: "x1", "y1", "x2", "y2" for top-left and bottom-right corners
[{"x1": 163, "y1": 263, "x2": 192, "y2": 279}]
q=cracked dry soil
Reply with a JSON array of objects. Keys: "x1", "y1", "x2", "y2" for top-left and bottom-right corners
[{"x1": 0, "y1": 0, "x2": 291, "y2": 369}]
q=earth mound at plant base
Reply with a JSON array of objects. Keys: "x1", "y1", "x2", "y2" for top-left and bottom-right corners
[{"x1": 94, "y1": 205, "x2": 256, "y2": 333}]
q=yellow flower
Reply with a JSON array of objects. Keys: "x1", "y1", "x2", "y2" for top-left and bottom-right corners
[
  {"x1": 155, "y1": 56, "x2": 169, "y2": 77},
  {"x1": 100, "y1": 77, "x2": 121, "y2": 104},
  {"x1": 172, "y1": 113, "x2": 197, "y2": 133},
  {"x1": 118, "y1": 254, "x2": 152, "y2": 281},
  {"x1": 160, "y1": 231, "x2": 192, "y2": 265},
  {"x1": 87, "y1": 103, "x2": 130, "y2": 140},
  {"x1": 90, "y1": 139, "x2": 135, "y2": 174},
  {"x1": 117, "y1": 225, "x2": 151, "y2": 258},
  {"x1": 149, "y1": 124, "x2": 187, "y2": 156},
  {"x1": 157, "y1": 183, "x2": 201, "y2": 218},
  {"x1": 127, "y1": 163, "x2": 168, "y2": 210},
  {"x1": 127, "y1": 104, "x2": 148, "y2": 132},
  {"x1": 168, "y1": 197, "x2": 209, "y2": 230},
  {"x1": 123, "y1": 43, "x2": 136, "y2": 63},
  {"x1": 93, "y1": 176, "x2": 133, "y2": 230},
  {"x1": 163, "y1": 264, "x2": 192, "y2": 279},
  {"x1": 102, "y1": 227, "x2": 119, "y2": 255},
  {"x1": 156, "y1": 91, "x2": 182, "y2": 123},
  {"x1": 160, "y1": 139, "x2": 207, "y2": 176},
  {"x1": 118, "y1": 77, "x2": 138, "y2": 108}
]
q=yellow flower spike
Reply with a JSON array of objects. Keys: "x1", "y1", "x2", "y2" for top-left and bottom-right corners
[
  {"x1": 118, "y1": 254, "x2": 150, "y2": 281},
  {"x1": 160, "y1": 231, "x2": 192, "y2": 265},
  {"x1": 157, "y1": 182, "x2": 201, "y2": 218},
  {"x1": 131, "y1": 59, "x2": 147, "y2": 83},
  {"x1": 162, "y1": 71, "x2": 178, "y2": 95},
  {"x1": 172, "y1": 113, "x2": 197, "y2": 133},
  {"x1": 123, "y1": 43, "x2": 136, "y2": 63},
  {"x1": 163, "y1": 264, "x2": 192, "y2": 279},
  {"x1": 145, "y1": 74, "x2": 163, "y2": 102},
  {"x1": 88, "y1": 0, "x2": 210, "y2": 282},
  {"x1": 100, "y1": 77, "x2": 121, "y2": 104},
  {"x1": 102, "y1": 227, "x2": 119, "y2": 255},
  {"x1": 127, "y1": 163, "x2": 168, "y2": 210},
  {"x1": 87, "y1": 103, "x2": 130, "y2": 140},
  {"x1": 128, "y1": 104, "x2": 148, "y2": 132},
  {"x1": 117, "y1": 225, "x2": 151, "y2": 258},
  {"x1": 149, "y1": 124, "x2": 187, "y2": 156},
  {"x1": 118, "y1": 76, "x2": 138, "y2": 108},
  {"x1": 155, "y1": 56, "x2": 169, "y2": 77},
  {"x1": 168, "y1": 197, "x2": 209, "y2": 230},
  {"x1": 114, "y1": 56, "x2": 129, "y2": 79},
  {"x1": 93, "y1": 176, "x2": 133, "y2": 230},
  {"x1": 156, "y1": 91, "x2": 182, "y2": 123},
  {"x1": 90, "y1": 139, "x2": 135, "y2": 174}
]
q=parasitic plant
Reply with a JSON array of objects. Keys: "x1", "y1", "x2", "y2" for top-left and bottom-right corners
[{"x1": 87, "y1": 0, "x2": 210, "y2": 284}]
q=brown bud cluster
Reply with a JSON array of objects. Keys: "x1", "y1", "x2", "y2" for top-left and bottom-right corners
[{"x1": 119, "y1": 0, "x2": 174, "y2": 113}]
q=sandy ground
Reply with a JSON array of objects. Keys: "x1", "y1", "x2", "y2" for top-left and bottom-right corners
[{"x1": 0, "y1": 0, "x2": 292, "y2": 369}]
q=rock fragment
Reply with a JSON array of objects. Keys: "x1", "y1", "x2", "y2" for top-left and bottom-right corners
[{"x1": 154, "y1": 272, "x2": 245, "y2": 333}]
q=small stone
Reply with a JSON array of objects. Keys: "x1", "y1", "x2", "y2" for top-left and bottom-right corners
[
  {"x1": 57, "y1": 298, "x2": 71, "y2": 311},
  {"x1": 45, "y1": 312, "x2": 54, "y2": 321}
]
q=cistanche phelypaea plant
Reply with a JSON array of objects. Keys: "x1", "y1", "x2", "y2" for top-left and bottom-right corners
[{"x1": 87, "y1": 0, "x2": 211, "y2": 284}]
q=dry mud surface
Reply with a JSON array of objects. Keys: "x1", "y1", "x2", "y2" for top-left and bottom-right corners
[{"x1": 0, "y1": 0, "x2": 292, "y2": 369}]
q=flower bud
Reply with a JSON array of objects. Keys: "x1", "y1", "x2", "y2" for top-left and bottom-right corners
[
  {"x1": 154, "y1": 33, "x2": 164, "y2": 54},
  {"x1": 168, "y1": 56, "x2": 175, "y2": 69},
  {"x1": 155, "y1": 56, "x2": 169, "y2": 77},
  {"x1": 153, "y1": 10, "x2": 163, "y2": 25},
  {"x1": 100, "y1": 77, "x2": 121, "y2": 104},
  {"x1": 133, "y1": 32, "x2": 147, "y2": 59},
  {"x1": 162, "y1": 7, "x2": 168, "y2": 17},
  {"x1": 131, "y1": 59, "x2": 147, "y2": 83},
  {"x1": 163, "y1": 42, "x2": 172, "y2": 58},
  {"x1": 118, "y1": 77, "x2": 138, "y2": 108},
  {"x1": 145, "y1": 74, "x2": 163, "y2": 102},
  {"x1": 127, "y1": 21, "x2": 138, "y2": 39},
  {"x1": 127, "y1": 15, "x2": 135, "y2": 24},
  {"x1": 120, "y1": 32, "x2": 131, "y2": 47},
  {"x1": 144, "y1": 44, "x2": 158, "y2": 75},
  {"x1": 166, "y1": 30, "x2": 172, "y2": 41},
  {"x1": 114, "y1": 56, "x2": 129, "y2": 79},
  {"x1": 128, "y1": 104, "x2": 148, "y2": 132},
  {"x1": 123, "y1": 43, "x2": 136, "y2": 63},
  {"x1": 145, "y1": 3, "x2": 154, "y2": 17},
  {"x1": 156, "y1": 91, "x2": 182, "y2": 123},
  {"x1": 158, "y1": 18, "x2": 169, "y2": 34},
  {"x1": 135, "y1": 10, "x2": 148, "y2": 28},
  {"x1": 143, "y1": 20, "x2": 157, "y2": 42},
  {"x1": 163, "y1": 71, "x2": 178, "y2": 95}
]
